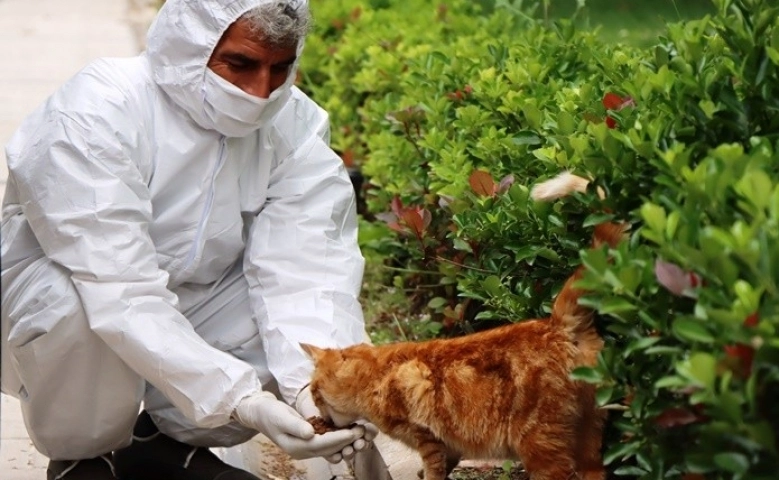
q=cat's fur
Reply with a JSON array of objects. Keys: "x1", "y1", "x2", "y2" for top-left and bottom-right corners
[{"x1": 302, "y1": 173, "x2": 623, "y2": 480}]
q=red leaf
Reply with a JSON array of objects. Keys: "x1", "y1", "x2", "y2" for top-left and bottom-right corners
[
  {"x1": 446, "y1": 90, "x2": 463, "y2": 101},
  {"x1": 400, "y1": 207, "x2": 427, "y2": 238},
  {"x1": 390, "y1": 196, "x2": 404, "y2": 217},
  {"x1": 655, "y1": 260, "x2": 700, "y2": 298},
  {"x1": 605, "y1": 116, "x2": 617, "y2": 129},
  {"x1": 602, "y1": 92, "x2": 624, "y2": 110},
  {"x1": 341, "y1": 149, "x2": 355, "y2": 168},
  {"x1": 724, "y1": 344, "x2": 755, "y2": 378},
  {"x1": 469, "y1": 170, "x2": 497, "y2": 197},
  {"x1": 654, "y1": 407, "x2": 706, "y2": 428},
  {"x1": 744, "y1": 312, "x2": 759, "y2": 327},
  {"x1": 387, "y1": 221, "x2": 406, "y2": 234}
]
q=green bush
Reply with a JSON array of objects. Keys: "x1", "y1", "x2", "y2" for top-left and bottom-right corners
[
  {"x1": 302, "y1": 0, "x2": 499, "y2": 168},
  {"x1": 300, "y1": 0, "x2": 779, "y2": 477}
]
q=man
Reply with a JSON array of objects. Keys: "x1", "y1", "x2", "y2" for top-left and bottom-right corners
[{"x1": 0, "y1": 1, "x2": 376, "y2": 479}]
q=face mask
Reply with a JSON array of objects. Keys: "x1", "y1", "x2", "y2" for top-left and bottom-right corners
[{"x1": 202, "y1": 69, "x2": 292, "y2": 137}]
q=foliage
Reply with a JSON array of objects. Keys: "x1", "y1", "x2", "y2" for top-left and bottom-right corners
[{"x1": 302, "y1": 0, "x2": 779, "y2": 477}]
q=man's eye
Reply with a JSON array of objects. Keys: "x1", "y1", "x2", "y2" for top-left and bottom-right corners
[
  {"x1": 271, "y1": 63, "x2": 292, "y2": 74},
  {"x1": 228, "y1": 61, "x2": 251, "y2": 70}
]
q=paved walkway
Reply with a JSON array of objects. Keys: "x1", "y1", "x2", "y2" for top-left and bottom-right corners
[{"x1": 0, "y1": 0, "x2": 140, "y2": 478}]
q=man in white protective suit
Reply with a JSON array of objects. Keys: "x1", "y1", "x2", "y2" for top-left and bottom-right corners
[{"x1": 0, "y1": 1, "x2": 380, "y2": 479}]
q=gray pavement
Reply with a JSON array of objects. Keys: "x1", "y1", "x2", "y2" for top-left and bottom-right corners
[{"x1": 0, "y1": 0, "x2": 140, "y2": 478}]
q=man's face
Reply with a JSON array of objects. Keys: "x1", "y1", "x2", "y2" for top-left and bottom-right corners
[{"x1": 207, "y1": 19, "x2": 298, "y2": 99}]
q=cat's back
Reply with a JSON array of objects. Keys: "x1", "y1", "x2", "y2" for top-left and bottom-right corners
[{"x1": 375, "y1": 319, "x2": 578, "y2": 403}]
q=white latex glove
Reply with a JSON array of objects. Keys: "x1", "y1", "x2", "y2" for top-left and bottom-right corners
[
  {"x1": 232, "y1": 391, "x2": 363, "y2": 460},
  {"x1": 295, "y1": 385, "x2": 379, "y2": 463}
]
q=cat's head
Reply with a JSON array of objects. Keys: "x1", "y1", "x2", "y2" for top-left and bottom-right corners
[{"x1": 300, "y1": 343, "x2": 364, "y2": 427}]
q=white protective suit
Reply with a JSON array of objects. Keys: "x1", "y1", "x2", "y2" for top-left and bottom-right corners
[{"x1": 0, "y1": 0, "x2": 366, "y2": 460}]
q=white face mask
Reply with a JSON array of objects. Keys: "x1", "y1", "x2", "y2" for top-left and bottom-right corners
[{"x1": 202, "y1": 69, "x2": 292, "y2": 137}]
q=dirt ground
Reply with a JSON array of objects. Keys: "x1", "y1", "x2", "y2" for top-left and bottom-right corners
[{"x1": 449, "y1": 464, "x2": 529, "y2": 480}]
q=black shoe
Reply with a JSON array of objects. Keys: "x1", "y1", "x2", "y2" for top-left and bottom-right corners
[
  {"x1": 47, "y1": 456, "x2": 116, "y2": 480},
  {"x1": 113, "y1": 411, "x2": 260, "y2": 480}
]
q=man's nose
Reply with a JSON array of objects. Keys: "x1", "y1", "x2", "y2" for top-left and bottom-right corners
[{"x1": 245, "y1": 69, "x2": 272, "y2": 99}]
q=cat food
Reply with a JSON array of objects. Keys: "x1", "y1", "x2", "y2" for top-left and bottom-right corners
[{"x1": 307, "y1": 415, "x2": 338, "y2": 434}]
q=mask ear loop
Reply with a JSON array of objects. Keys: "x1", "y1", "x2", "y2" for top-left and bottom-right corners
[{"x1": 201, "y1": 68, "x2": 211, "y2": 116}]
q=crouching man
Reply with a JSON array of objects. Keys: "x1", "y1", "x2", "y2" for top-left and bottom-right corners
[{"x1": 1, "y1": 1, "x2": 378, "y2": 478}]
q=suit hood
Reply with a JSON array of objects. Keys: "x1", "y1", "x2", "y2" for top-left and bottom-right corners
[{"x1": 145, "y1": 0, "x2": 305, "y2": 131}]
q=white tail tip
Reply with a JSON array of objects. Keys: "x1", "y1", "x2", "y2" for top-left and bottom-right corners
[{"x1": 531, "y1": 172, "x2": 605, "y2": 201}]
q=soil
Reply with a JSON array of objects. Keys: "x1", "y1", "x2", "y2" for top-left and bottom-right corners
[{"x1": 449, "y1": 464, "x2": 530, "y2": 480}]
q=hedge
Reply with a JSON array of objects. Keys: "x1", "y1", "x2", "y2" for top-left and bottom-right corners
[{"x1": 300, "y1": 0, "x2": 779, "y2": 478}]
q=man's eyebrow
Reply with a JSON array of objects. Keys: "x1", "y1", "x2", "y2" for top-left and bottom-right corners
[
  {"x1": 221, "y1": 52, "x2": 298, "y2": 65},
  {"x1": 222, "y1": 52, "x2": 259, "y2": 64}
]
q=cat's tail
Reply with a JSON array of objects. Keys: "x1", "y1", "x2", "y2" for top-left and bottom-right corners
[
  {"x1": 531, "y1": 172, "x2": 626, "y2": 356},
  {"x1": 530, "y1": 171, "x2": 606, "y2": 201}
]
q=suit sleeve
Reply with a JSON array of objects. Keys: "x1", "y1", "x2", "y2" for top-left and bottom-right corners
[
  {"x1": 243, "y1": 96, "x2": 367, "y2": 404},
  {"x1": 7, "y1": 78, "x2": 260, "y2": 427}
]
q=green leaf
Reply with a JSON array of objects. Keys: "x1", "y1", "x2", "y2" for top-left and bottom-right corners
[
  {"x1": 596, "y1": 385, "x2": 614, "y2": 406},
  {"x1": 641, "y1": 203, "x2": 667, "y2": 237},
  {"x1": 678, "y1": 352, "x2": 718, "y2": 389},
  {"x1": 512, "y1": 130, "x2": 542, "y2": 146},
  {"x1": 582, "y1": 247, "x2": 608, "y2": 275},
  {"x1": 713, "y1": 452, "x2": 749, "y2": 474},
  {"x1": 599, "y1": 297, "x2": 638, "y2": 315},
  {"x1": 623, "y1": 337, "x2": 661, "y2": 358},
  {"x1": 603, "y1": 441, "x2": 639, "y2": 465},
  {"x1": 736, "y1": 169, "x2": 772, "y2": 211},
  {"x1": 613, "y1": 466, "x2": 649, "y2": 476},
  {"x1": 673, "y1": 318, "x2": 715, "y2": 343},
  {"x1": 557, "y1": 111, "x2": 576, "y2": 135},
  {"x1": 665, "y1": 210, "x2": 681, "y2": 240},
  {"x1": 583, "y1": 212, "x2": 615, "y2": 227},
  {"x1": 427, "y1": 297, "x2": 447, "y2": 309},
  {"x1": 536, "y1": 248, "x2": 560, "y2": 261},
  {"x1": 570, "y1": 366, "x2": 602, "y2": 384},
  {"x1": 645, "y1": 345, "x2": 684, "y2": 355},
  {"x1": 655, "y1": 375, "x2": 689, "y2": 389},
  {"x1": 452, "y1": 238, "x2": 473, "y2": 253},
  {"x1": 481, "y1": 276, "x2": 503, "y2": 297}
]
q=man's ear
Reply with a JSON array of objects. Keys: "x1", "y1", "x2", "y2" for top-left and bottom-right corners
[{"x1": 300, "y1": 343, "x2": 326, "y2": 362}]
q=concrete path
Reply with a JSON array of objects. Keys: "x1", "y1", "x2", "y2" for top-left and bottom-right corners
[{"x1": 0, "y1": 0, "x2": 140, "y2": 478}]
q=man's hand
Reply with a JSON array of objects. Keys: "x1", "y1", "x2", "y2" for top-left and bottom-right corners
[
  {"x1": 233, "y1": 391, "x2": 363, "y2": 460},
  {"x1": 295, "y1": 385, "x2": 379, "y2": 463}
]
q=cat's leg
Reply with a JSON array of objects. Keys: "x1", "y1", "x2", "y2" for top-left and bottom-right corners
[
  {"x1": 512, "y1": 422, "x2": 578, "y2": 480},
  {"x1": 415, "y1": 449, "x2": 460, "y2": 480},
  {"x1": 413, "y1": 430, "x2": 450, "y2": 480},
  {"x1": 574, "y1": 401, "x2": 606, "y2": 480},
  {"x1": 444, "y1": 448, "x2": 461, "y2": 478}
]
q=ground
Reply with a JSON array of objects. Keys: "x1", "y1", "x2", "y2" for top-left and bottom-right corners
[{"x1": 450, "y1": 463, "x2": 529, "y2": 480}]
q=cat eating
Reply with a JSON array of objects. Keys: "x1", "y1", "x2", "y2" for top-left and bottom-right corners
[{"x1": 301, "y1": 173, "x2": 622, "y2": 480}]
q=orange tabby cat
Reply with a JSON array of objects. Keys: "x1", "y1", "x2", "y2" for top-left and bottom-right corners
[{"x1": 302, "y1": 173, "x2": 622, "y2": 480}]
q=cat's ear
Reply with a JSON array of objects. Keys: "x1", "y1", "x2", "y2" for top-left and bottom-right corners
[{"x1": 300, "y1": 343, "x2": 326, "y2": 362}]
